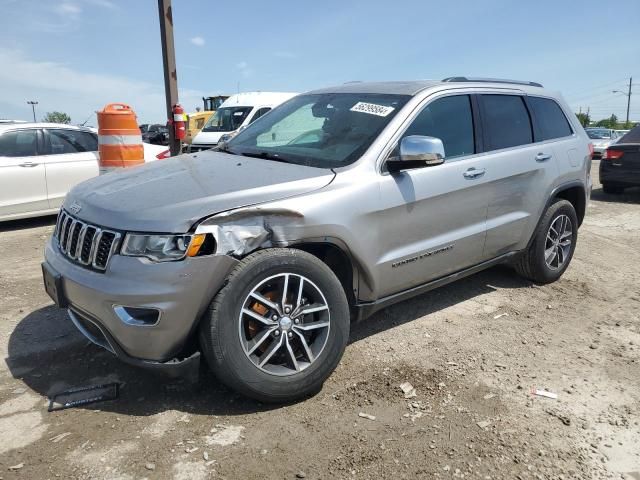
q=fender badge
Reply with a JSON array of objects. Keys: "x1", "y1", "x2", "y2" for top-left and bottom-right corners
[{"x1": 68, "y1": 202, "x2": 82, "y2": 214}]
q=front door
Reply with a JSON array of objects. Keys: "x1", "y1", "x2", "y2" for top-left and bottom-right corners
[
  {"x1": 375, "y1": 94, "x2": 491, "y2": 298},
  {"x1": 0, "y1": 128, "x2": 48, "y2": 218},
  {"x1": 42, "y1": 128, "x2": 99, "y2": 209}
]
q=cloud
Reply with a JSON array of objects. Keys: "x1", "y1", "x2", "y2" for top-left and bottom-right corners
[
  {"x1": 35, "y1": 0, "x2": 114, "y2": 33},
  {"x1": 56, "y1": 2, "x2": 82, "y2": 15},
  {"x1": 84, "y1": 0, "x2": 116, "y2": 8},
  {"x1": 190, "y1": 36, "x2": 205, "y2": 47},
  {"x1": 0, "y1": 48, "x2": 205, "y2": 124},
  {"x1": 235, "y1": 61, "x2": 254, "y2": 79}
]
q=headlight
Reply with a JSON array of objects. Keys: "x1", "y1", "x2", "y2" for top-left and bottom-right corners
[{"x1": 121, "y1": 233, "x2": 206, "y2": 262}]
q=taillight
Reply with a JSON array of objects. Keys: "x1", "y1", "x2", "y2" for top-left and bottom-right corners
[
  {"x1": 156, "y1": 149, "x2": 170, "y2": 160},
  {"x1": 588, "y1": 142, "x2": 594, "y2": 156},
  {"x1": 603, "y1": 149, "x2": 623, "y2": 161}
]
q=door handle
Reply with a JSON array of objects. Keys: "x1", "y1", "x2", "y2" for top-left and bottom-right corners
[
  {"x1": 535, "y1": 153, "x2": 552, "y2": 162},
  {"x1": 19, "y1": 161, "x2": 39, "y2": 167},
  {"x1": 463, "y1": 167, "x2": 486, "y2": 179}
]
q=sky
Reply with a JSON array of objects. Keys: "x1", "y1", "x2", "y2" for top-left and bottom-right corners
[{"x1": 0, "y1": 0, "x2": 638, "y2": 125}]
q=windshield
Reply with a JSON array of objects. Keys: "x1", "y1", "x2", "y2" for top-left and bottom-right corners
[
  {"x1": 224, "y1": 93, "x2": 410, "y2": 168},
  {"x1": 202, "y1": 106, "x2": 253, "y2": 132},
  {"x1": 586, "y1": 129, "x2": 611, "y2": 139}
]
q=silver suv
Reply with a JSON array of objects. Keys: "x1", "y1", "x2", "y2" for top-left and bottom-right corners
[{"x1": 42, "y1": 78, "x2": 592, "y2": 402}]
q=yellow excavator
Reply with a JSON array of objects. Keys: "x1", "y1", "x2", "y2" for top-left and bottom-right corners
[{"x1": 185, "y1": 95, "x2": 229, "y2": 144}]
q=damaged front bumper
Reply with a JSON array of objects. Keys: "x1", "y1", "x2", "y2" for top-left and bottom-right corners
[{"x1": 44, "y1": 239, "x2": 239, "y2": 365}]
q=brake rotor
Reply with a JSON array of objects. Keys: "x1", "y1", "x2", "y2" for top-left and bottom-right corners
[{"x1": 246, "y1": 290, "x2": 278, "y2": 353}]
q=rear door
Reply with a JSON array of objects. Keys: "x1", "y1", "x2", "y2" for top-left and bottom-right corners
[
  {"x1": 478, "y1": 93, "x2": 560, "y2": 258},
  {"x1": 376, "y1": 93, "x2": 491, "y2": 297},
  {"x1": 41, "y1": 128, "x2": 99, "y2": 209},
  {"x1": 0, "y1": 128, "x2": 49, "y2": 218}
]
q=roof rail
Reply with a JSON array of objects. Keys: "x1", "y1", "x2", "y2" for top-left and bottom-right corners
[{"x1": 442, "y1": 76, "x2": 543, "y2": 88}]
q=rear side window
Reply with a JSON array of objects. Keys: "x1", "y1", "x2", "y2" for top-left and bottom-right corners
[
  {"x1": 48, "y1": 129, "x2": 98, "y2": 154},
  {"x1": 0, "y1": 130, "x2": 38, "y2": 157},
  {"x1": 403, "y1": 95, "x2": 475, "y2": 158},
  {"x1": 528, "y1": 97, "x2": 572, "y2": 141},
  {"x1": 480, "y1": 95, "x2": 533, "y2": 151}
]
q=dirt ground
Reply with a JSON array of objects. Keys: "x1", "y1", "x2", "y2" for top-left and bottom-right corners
[{"x1": 0, "y1": 161, "x2": 638, "y2": 480}]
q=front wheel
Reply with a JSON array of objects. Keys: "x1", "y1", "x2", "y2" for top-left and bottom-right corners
[
  {"x1": 515, "y1": 199, "x2": 578, "y2": 284},
  {"x1": 199, "y1": 248, "x2": 350, "y2": 403}
]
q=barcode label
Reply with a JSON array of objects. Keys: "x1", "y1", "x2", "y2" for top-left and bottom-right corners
[{"x1": 350, "y1": 102, "x2": 395, "y2": 117}]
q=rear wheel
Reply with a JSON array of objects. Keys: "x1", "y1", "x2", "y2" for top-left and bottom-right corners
[
  {"x1": 515, "y1": 199, "x2": 578, "y2": 284},
  {"x1": 199, "y1": 248, "x2": 350, "y2": 403},
  {"x1": 602, "y1": 183, "x2": 624, "y2": 194}
]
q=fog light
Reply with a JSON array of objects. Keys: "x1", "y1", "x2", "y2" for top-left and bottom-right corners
[{"x1": 113, "y1": 305, "x2": 161, "y2": 326}]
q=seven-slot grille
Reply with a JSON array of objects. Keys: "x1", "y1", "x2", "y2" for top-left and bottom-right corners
[{"x1": 54, "y1": 210, "x2": 121, "y2": 271}]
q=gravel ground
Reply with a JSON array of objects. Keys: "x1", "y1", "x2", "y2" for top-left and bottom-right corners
[{"x1": 0, "y1": 161, "x2": 638, "y2": 479}]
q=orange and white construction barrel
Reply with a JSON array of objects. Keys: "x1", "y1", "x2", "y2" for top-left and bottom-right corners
[{"x1": 97, "y1": 103, "x2": 144, "y2": 174}]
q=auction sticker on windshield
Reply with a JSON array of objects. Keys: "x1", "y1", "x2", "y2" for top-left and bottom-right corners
[{"x1": 350, "y1": 102, "x2": 395, "y2": 117}]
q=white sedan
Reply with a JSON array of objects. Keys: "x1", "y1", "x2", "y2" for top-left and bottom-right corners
[{"x1": 0, "y1": 123, "x2": 168, "y2": 222}]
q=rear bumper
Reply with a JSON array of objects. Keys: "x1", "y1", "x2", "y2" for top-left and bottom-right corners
[
  {"x1": 44, "y1": 239, "x2": 239, "y2": 364},
  {"x1": 599, "y1": 162, "x2": 640, "y2": 186}
]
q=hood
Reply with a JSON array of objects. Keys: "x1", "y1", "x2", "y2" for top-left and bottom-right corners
[
  {"x1": 192, "y1": 130, "x2": 227, "y2": 145},
  {"x1": 65, "y1": 151, "x2": 335, "y2": 232}
]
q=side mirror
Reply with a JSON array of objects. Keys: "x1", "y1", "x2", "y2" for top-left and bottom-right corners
[{"x1": 387, "y1": 135, "x2": 445, "y2": 172}]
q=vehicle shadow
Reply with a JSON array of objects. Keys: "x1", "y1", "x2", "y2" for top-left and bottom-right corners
[
  {"x1": 0, "y1": 214, "x2": 57, "y2": 233},
  {"x1": 590, "y1": 185, "x2": 640, "y2": 204},
  {"x1": 5, "y1": 265, "x2": 530, "y2": 416},
  {"x1": 350, "y1": 265, "x2": 530, "y2": 343}
]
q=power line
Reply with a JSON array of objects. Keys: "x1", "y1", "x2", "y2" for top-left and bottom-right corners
[{"x1": 565, "y1": 77, "x2": 631, "y2": 102}]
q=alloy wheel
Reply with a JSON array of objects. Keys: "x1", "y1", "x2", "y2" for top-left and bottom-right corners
[
  {"x1": 238, "y1": 273, "x2": 330, "y2": 376},
  {"x1": 544, "y1": 214, "x2": 572, "y2": 270}
]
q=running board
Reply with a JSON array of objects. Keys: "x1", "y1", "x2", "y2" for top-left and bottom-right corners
[{"x1": 353, "y1": 251, "x2": 518, "y2": 321}]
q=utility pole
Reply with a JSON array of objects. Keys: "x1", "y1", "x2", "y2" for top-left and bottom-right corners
[
  {"x1": 626, "y1": 77, "x2": 632, "y2": 125},
  {"x1": 586, "y1": 107, "x2": 590, "y2": 127},
  {"x1": 157, "y1": 0, "x2": 180, "y2": 156},
  {"x1": 613, "y1": 77, "x2": 633, "y2": 126},
  {"x1": 27, "y1": 101, "x2": 38, "y2": 122}
]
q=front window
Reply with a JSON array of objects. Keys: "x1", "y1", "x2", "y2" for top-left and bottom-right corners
[
  {"x1": 586, "y1": 129, "x2": 611, "y2": 139},
  {"x1": 225, "y1": 93, "x2": 410, "y2": 168},
  {"x1": 202, "y1": 106, "x2": 253, "y2": 133}
]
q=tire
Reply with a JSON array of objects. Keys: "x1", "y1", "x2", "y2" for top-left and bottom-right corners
[
  {"x1": 199, "y1": 248, "x2": 350, "y2": 403},
  {"x1": 515, "y1": 199, "x2": 578, "y2": 284},
  {"x1": 602, "y1": 183, "x2": 624, "y2": 194}
]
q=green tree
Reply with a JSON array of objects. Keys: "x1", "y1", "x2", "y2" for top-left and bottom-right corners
[
  {"x1": 43, "y1": 111, "x2": 71, "y2": 124},
  {"x1": 576, "y1": 112, "x2": 590, "y2": 127},
  {"x1": 595, "y1": 114, "x2": 618, "y2": 129}
]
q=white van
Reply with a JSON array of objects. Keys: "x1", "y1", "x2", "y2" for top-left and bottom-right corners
[{"x1": 189, "y1": 91, "x2": 298, "y2": 152}]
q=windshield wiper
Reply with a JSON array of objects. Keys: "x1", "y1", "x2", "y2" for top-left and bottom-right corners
[{"x1": 237, "y1": 151, "x2": 292, "y2": 164}]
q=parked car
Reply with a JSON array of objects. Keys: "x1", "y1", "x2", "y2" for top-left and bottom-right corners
[
  {"x1": 43, "y1": 78, "x2": 591, "y2": 402},
  {"x1": 142, "y1": 124, "x2": 169, "y2": 145},
  {"x1": 600, "y1": 125, "x2": 640, "y2": 193},
  {"x1": 0, "y1": 123, "x2": 168, "y2": 221},
  {"x1": 189, "y1": 92, "x2": 298, "y2": 152},
  {"x1": 586, "y1": 128, "x2": 623, "y2": 159}
]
